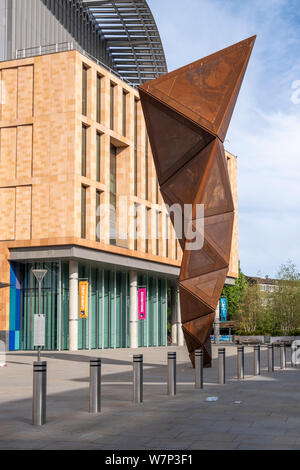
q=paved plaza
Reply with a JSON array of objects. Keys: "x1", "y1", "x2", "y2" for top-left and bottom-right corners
[{"x1": 0, "y1": 345, "x2": 299, "y2": 450}]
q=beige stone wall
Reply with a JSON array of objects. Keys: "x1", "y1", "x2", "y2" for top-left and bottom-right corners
[
  {"x1": 226, "y1": 151, "x2": 239, "y2": 278},
  {"x1": 71, "y1": 51, "x2": 180, "y2": 263}
]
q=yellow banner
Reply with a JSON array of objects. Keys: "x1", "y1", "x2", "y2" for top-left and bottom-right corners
[{"x1": 79, "y1": 281, "x2": 89, "y2": 319}]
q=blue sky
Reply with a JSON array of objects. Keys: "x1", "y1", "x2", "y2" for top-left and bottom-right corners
[{"x1": 148, "y1": 0, "x2": 300, "y2": 278}]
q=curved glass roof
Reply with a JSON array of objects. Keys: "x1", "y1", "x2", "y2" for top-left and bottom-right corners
[{"x1": 83, "y1": 0, "x2": 168, "y2": 86}]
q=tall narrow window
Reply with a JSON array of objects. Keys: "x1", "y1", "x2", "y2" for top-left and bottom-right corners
[
  {"x1": 175, "y1": 240, "x2": 178, "y2": 260},
  {"x1": 134, "y1": 98, "x2": 138, "y2": 196},
  {"x1": 82, "y1": 125, "x2": 87, "y2": 177},
  {"x1": 96, "y1": 131, "x2": 101, "y2": 182},
  {"x1": 110, "y1": 144, "x2": 117, "y2": 245},
  {"x1": 122, "y1": 90, "x2": 127, "y2": 137},
  {"x1": 165, "y1": 214, "x2": 169, "y2": 258},
  {"x1": 110, "y1": 83, "x2": 115, "y2": 130},
  {"x1": 145, "y1": 132, "x2": 149, "y2": 200},
  {"x1": 156, "y1": 210, "x2": 160, "y2": 256},
  {"x1": 82, "y1": 65, "x2": 88, "y2": 116},
  {"x1": 96, "y1": 189, "x2": 101, "y2": 242},
  {"x1": 96, "y1": 74, "x2": 102, "y2": 123},
  {"x1": 156, "y1": 180, "x2": 159, "y2": 204},
  {"x1": 81, "y1": 185, "x2": 87, "y2": 239},
  {"x1": 145, "y1": 207, "x2": 150, "y2": 253}
]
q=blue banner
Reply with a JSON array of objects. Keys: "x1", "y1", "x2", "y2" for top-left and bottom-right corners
[{"x1": 220, "y1": 297, "x2": 227, "y2": 322}]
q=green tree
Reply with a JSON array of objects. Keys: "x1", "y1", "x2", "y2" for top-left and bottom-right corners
[
  {"x1": 231, "y1": 260, "x2": 300, "y2": 336},
  {"x1": 221, "y1": 262, "x2": 247, "y2": 318},
  {"x1": 233, "y1": 283, "x2": 266, "y2": 334},
  {"x1": 268, "y1": 260, "x2": 300, "y2": 335}
]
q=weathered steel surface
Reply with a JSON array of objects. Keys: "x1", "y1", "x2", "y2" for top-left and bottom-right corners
[{"x1": 139, "y1": 36, "x2": 256, "y2": 367}]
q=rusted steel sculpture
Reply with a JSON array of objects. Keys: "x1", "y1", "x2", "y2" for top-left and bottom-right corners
[{"x1": 139, "y1": 36, "x2": 256, "y2": 367}]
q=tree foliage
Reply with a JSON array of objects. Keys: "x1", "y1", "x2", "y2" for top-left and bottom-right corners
[
  {"x1": 233, "y1": 283, "x2": 264, "y2": 334},
  {"x1": 267, "y1": 260, "x2": 300, "y2": 335},
  {"x1": 221, "y1": 262, "x2": 247, "y2": 317},
  {"x1": 232, "y1": 260, "x2": 300, "y2": 336}
]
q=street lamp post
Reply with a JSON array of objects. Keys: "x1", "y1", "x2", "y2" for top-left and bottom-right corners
[{"x1": 32, "y1": 269, "x2": 48, "y2": 361}]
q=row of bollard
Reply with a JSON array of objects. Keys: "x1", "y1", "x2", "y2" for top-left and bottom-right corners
[
  {"x1": 32, "y1": 343, "x2": 292, "y2": 426},
  {"x1": 236, "y1": 343, "x2": 288, "y2": 380}
]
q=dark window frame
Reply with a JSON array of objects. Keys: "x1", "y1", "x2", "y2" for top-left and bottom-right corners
[
  {"x1": 156, "y1": 210, "x2": 160, "y2": 256},
  {"x1": 81, "y1": 185, "x2": 87, "y2": 239},
  {"x1": 122, "y1": 90, "x2": 127, "y2": 137},
  {"x1": 134, "y1": 203, "x2": 139, "y2": 251},
  {"x1": 96, "y1": 73, "x2": 102, "y2": 124},
  {"x1": 110, "y1": 144, "x2": 117, "y2": 245},
  {"x1": 145, "y1": 207, "x2": 150, "y2": 254},
  {"x1": 96, "y1": 189, "x2": 101, "y2": 242},
  {"x1": 96, "y1": 131, "x2": 101, "y2": 182},
  {"x1": 82, "y1": 124, "x2": 87, "y2": 177},
  {"x1": 82, "y1": 64, "x2": 88, "y2": 116},
  {"x1": 165, "y1": 214, "x2": 169, "y2": 258},
  {"x1": 134, "y1": 98, "x2": 138, "y2": 196},
  {"x1": 110, "y1": 82, "x2": 116, "y2": 131}
]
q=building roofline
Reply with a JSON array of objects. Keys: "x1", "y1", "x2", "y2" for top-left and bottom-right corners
[{"x1": 82, "y1": 0, "x2": 168, "y2": 86}]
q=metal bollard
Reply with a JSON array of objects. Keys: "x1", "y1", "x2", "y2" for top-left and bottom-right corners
[
  {"x1": 133, "y1": 354, "x2": 143, "y2": 403},
  {"x1": 237, "y1": 346, "x2": 244, "y2": 379},
  {"x1": 280, "y1": 343, "x2": 286, "y2": 370},
  {"x1": 268, "y1": 344, "x2": 274, "y2": 372},
  {"x1": 168, "y1": 352, "x2": 176, "y2": 396},
  {"x1": 195, "y1": 349, "x2": 203, "y2": 389},
  {"x1": 32, "y1": 361, "x2": 47, "y2": 426},
  {"x1": 253, "y1": 345, "x2": 260, "y2": 376},
  {"x1": 218, "y1": 348, "x2": 225, "y2": 384},
  {"x1": 89, "y1": 358, "x2": 101, "y2": 413}
]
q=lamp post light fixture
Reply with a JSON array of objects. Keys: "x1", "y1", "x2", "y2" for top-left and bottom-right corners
[{"x1": 32, "y1": 269, "x2": 48, "y2": 361}]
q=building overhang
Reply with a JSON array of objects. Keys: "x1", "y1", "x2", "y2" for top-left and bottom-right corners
[
  {"x1": 9, "y1": 245, "x2": 236, "y2": 286},
  {"x1": 8, "y1": 245, "x2": 179, "y2": 280}
]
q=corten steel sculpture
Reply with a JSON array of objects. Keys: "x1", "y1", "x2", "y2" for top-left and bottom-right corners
[{"x1": 139, "y1": 36, "x2": 256, "y2": 367}]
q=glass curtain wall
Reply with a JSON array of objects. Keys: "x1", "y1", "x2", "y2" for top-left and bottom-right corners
[
  {"x1": 78, "y1": 265, "x2": 129, "y2": 350},
  {"x1": 11, "y1": 261, "x2": 69, "y2": 351},
  {"x1": 10, "y1": 262, "x2": 167, "y2": 351},
  {"x1": 138, "y1": 275, "x2": 167, "y2": 348}
]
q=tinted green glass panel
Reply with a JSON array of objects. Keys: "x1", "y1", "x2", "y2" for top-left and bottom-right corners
[
  {"x1": 97, "y1": 269, "x2": 103, "y2": 349},
  {"x1": 91, "y1": 267, "x2": 97, "y2": 349},
  {"x1": 121, "y1": 272, "x2": 127, "y2": 348},
  {"x1": 104, "y1": 270, "x2": 110, "y2": 349},
  {"x1": 160, "y1": 279, "x2": 167, "y2": 346},
  {"x1": 110, "y1": 271, "x2": 115, "y2": 348},
  {"x1": 61, "y1": 262, "x2": 69, "y2": 350},
  {"x1": 18, "y1": 262, "x2": 59, "y2": 351},
  {"x1": 78, "y1": 264, "x2": 89, "y2": 350},
  {"x1": 115, "y1": 272, "x2": 121, "y2": 348}
]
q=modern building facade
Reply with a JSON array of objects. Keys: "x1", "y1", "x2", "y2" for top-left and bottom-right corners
[{"x1": 0, "y1": 0, "x2": 239, "y2": 352}]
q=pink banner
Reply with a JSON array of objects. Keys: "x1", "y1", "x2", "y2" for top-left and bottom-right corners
[{"x1": 138, "y1": 288, "x2": 147, "y2": 320}]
